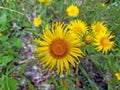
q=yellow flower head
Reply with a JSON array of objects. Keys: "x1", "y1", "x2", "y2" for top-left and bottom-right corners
[
  {"x1": 66, "y1": 5, "x2": 79, "y2": 17},
  {"x1": 91, "y1": 22, "x2": 107, "y2": 35},
  {"x1": 33, "y1": 17, "x2": 42, "y2": 27},
  {"x1": 62, "y1": 81, "x2": 68, "y2": 89},
  {"x1": 83, "y1": 34, "x2": 94, "y2": 45},
  {"x1": 39, "y1": 0, "x2": 44, "y2": 3},
  {"x1": 35, "y1": 22, "x2": 84, "y2": 75},
  {"x1": 101, "y1": 3, "x2": 106, "y2": 8},
  {"x1": 39, "y1": 0, "x2": 51, "y2": 5},
  {"x1": 115, "y1": 72, "x2": 120, "y2": 81},
  {"x1": 94, "y1": 31, "x2": 115, "y2": 54},
  {"x1": 68, "y1": 19, "x2": 88, "y2": 35}
]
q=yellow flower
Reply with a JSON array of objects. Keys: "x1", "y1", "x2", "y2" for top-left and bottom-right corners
[
  {"x1": 62, "y1": 81, "x2": 68, "y2": 90},
  {"x1": 115, "y1": 72, "x2": 120, "y2": 80},
  {"x1": 78, "y1": 31, "x2": 94, "y2": 46},
  {"x1": 39, "y1": 0, "x2": 44, "y2": 3},
  {"x1": 35, "y1": 22, "x2": 84, "y2": 75},
  {"x1": 0, "y1": 33, "x2": 2, "y2": 37},
  {"x1": 45, "y1": 0, "x2": 51, "y2": 3},
  {"x1": 33, "y1": 17, "x2": 42, "y2": 27},
  {"x1": 62, "y1": 81, "x2": 67, "y2": 87},
  {"x1": 39, "y1": 0, "x2": 51, "y2": 5},
  {"x1": 94, "y1": 31, "x2": 115, "y2": 54},
  {"x1": 83, "y1": 34, "x2": 94, "y2": 44},
  {"x1": 91, "y1": 22, "x2": 107, "y2": 35},
  {"x1": 66, "y1": 5, "x2": 79, "y2": 17},
  {"x1": 67, "y1": 20, "x2": 88, "y2": 35},
  {"x1": 101, "y1": 3, "x2": 105, "y2": 8}
]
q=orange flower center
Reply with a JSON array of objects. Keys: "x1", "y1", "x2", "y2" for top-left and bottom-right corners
[
  {"x1": 49, "y1": 39, "x2": 68, "y2": 59},
  {"x1": 101, "y1": 37, "x2": 110, "y2": 47}
]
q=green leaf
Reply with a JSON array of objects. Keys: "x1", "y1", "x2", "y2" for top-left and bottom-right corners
[
  {"x1": 0, "y1": 14, "x2": 7, "y2": 26},
  {"x1": 0, "y1": 13, "x2": 7, "y2": 31},
  {"x1": 2, "y1": 76, "x2": 18, "y2": 90},
  {"x1": 10, "y1": 38, "x2": 22, "y2": 49},
  {"x1": 0, "y1": 35, "x2": 8, "y2": 42},
  {"x1": 0, "y1": 55, "x2": 13, "y2": 67}
]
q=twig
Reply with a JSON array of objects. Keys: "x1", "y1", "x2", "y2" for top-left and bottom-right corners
[
  {"x1": 14, "y1": 59, "x2": 38, "y2": 65},
  {"x1": 0, "y1": 6, "x2": 25, "y2": 15}
]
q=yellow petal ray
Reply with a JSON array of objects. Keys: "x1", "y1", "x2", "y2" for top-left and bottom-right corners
[
  {"x1": 69, "y1": 40, "x2": 81, "y2": 46},
  {"x1": 69, "y1": 51, "x2": 82, "y2": 61},
  {"x1": 40, "y1": 55, "x2": 50, "y2": 64},
  {"x1": 37, "y1": 47, "x2": 48, "y2": 52},
  {"x1": 35, "y1": 51, "x2": 48, "y2": 57},
  {"x1": 59, "y1": 59, "x2": 64, "y2": 75},
  {"x1": 40, "y1": 56, "x2": 48, "y2": 64},
  {"x1": 52, "y1": 23, "x2": 55, "y2": 35},
  {"x1": 40, "y1": 41, "x2": 48, "y2": 46},
  {"x1": 109, "y1": 35, "x2": 115, "y2": 39},
  {"x1": 63, "y1": 58, "x2": 70, "y2": 74},
  {"x1": 66, "y1": 55, "x2": 76, "y2": 67},
  {"x1": 63, "y1": 29, "x2": 67, "y2": 38},
  {"x1": 49, "y1": 58, "x2": 56, "y2": 71},
  {"x1": 35, "y1": 39, "x2": 48, "y2": 46},
  {"x1": 45, "y1": 24, "x2": 54, "y2": 39},
  {"x1": 54, "y1": 22, "x2": 64, "y2": 38},
  {"x1": 43, "y1": 56, "x2": 52, "y2": 68},
  {"x1": 64, "y1": 33, "x2": 72, "y2": 40},
  {"x1": 70, "y1": 48, "x2": 84, "y2": 57},
  {"x1": 43, "y1": 33, "x2": 51, "y2": 43},
  {"x1": 57, "y1": 60, "x2": 60, "y2": 75}
]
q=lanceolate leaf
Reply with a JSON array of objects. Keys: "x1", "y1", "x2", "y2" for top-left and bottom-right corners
[{"x1": 2, "y1": 76, "x2": 18, "y2": 90}]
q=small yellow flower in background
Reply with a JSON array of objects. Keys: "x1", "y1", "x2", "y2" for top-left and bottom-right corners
[
  {"x1": 115, "y1": 72, "x2": 120, "y2": 80},
  {"x1": 0, "y1": 33, "x2": 2, "y2": 37},
  {"x1": 62, "y1": 81, "x2": 67, "y2": 87},
  {"x1": 94, "y1": 31, "x2": 115, "y2": 54},
  {"x1": 62, "y1": 81, "x2": 68, "y2": 90},
  {"x1": 45, "y1": 0, "x2": 51, "y2": 4},
  {"x1": 33, "y1": 17, "x2": 42, "y2": 27},
  {"x1": 91, "y1": 22, "x2": 107, "y2": 35},
  {"x1": 34, "y1": 22, "x2": 84, "y2": 75},
  {"x1": 39, "y1": 0, "x2": 44, "y2": 3},
  {"x1": 101, "y1": 3, "x2": 106, "y2": 8},
  {"x1": 68, "y1": 19, "x2": 88, "y2": 35},
  {"x1": 66, "y1": 5, "x2": 79, "y2": 17},
  {"x1": 83, "y1": 34, "x2": 94, "y2": 45},
  {"x1": 39, "y1": 0, "x2": 51, "y2": 5},
  {"x1": 78, "y1": 32, "x2": 94, "y2": 46}
]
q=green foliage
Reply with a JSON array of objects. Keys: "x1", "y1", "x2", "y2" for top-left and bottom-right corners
[
  {"x1": 10, "y1": 38, "x2": 22, "y2": 49},
  {"x1": 2, "y1": 76, "x2": 18, "y2": 90},
  {"x1": 0, "y1": 55, "x2": 13, "y2": 67},
  {"x1": 0, "y1": 13, "x2": 8, "y2": 30},
  {"x1": 0, "y1": 0, "x2": 120, "y2": 90}
]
